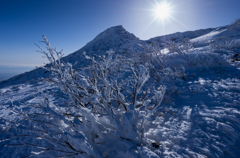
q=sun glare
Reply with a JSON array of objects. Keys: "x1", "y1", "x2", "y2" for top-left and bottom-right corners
[{"x1": 155, "y1": 2, "x2": 170, "y2": 19}]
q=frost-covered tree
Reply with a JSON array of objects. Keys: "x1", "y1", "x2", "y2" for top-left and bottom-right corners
[
  {"x1": 210, "y1": 37, "x2": 240, "y2": 50},
  {"x1": 2, "y1": 36, "x2": 183, "y2": 157}
]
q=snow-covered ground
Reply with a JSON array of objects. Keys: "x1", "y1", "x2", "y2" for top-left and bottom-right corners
[
  {"x1": 146, "y1": 66, "x2": 240, "y2": 157},
  {"x1": 190, "y1": 29, "x2": 227, "y2": 43},
  {"x1": 1, "y1": 23, "x2": 240, "y2": 157}
]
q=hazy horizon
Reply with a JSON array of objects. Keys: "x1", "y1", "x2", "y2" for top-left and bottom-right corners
[{"x1": 0, "y1": 66, "x2": 34, "y2": 81}]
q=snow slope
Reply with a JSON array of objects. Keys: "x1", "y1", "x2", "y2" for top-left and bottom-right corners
[
  {"x1": 0, "y1": 25, "x2": 140, "y2": 89},
  {"x1": 190, "y1": 28, "x2": 227, "y2": 43},
  {"x1": 1, "y1": 23, "x2": 240, "y2": 157},
  {"x1": 147, "y1": 28, "x2": 215, "y2": 43},
  {"x1": 0, "y1": 25, "x2": 220, "y2": 89}
]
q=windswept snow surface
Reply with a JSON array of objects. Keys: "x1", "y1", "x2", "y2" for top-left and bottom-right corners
[
  {"x1": 190, "y1": 29, "x2": 227, "y2": 43},
  {"x1": 145, "y1": 67, "x2": 240, "y2": 157},
  {"x1": 1, "y1": 25, "x2": 240, "y2": 157}
]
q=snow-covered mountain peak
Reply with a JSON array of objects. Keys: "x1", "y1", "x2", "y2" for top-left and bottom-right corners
[
  {"x1": 94, "y1": 25, "x2": 138, "y2": 41},
  {"x1": 0, "y1": 25, "x2": 140, "y2": 88},
  {"x1": 72, "y1": 25, "x2": 139, "y2": 53},
  {"x1": 61, "y1": 25, "x2": 140, "y2": 68}
]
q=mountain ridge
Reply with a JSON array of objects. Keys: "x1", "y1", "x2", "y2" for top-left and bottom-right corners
[{"x1": 0, "y1": 24, "x2": 238, "y2": 88}]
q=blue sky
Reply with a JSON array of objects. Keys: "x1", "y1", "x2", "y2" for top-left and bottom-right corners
[{"x1": 0, "y1": 0, "x2": 240, "y2": 73}]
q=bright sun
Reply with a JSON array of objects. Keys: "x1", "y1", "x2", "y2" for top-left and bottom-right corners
[{"x1": 155, "y1": 2, "x2": 170, "y2": 19}]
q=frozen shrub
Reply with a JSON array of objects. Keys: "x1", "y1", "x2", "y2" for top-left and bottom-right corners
[
  {"x1": 228, "y1": 18, "x2": 240, "y2": 29},
  {"x1": 185, "y1": 51, "x2": 228, "y2": 68},
  {"x1": 2, "y1": 36, "x2": 188, "y2": 157},
  {"x1": 128, "y1": 42, "x2": 185, "y2": 83},
  {"x1": 167, "y1": 38, "x2": 193, "y2": 55},
  {"x1": 210, "y1": 37, "x2": 240, "y2": 50}
]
